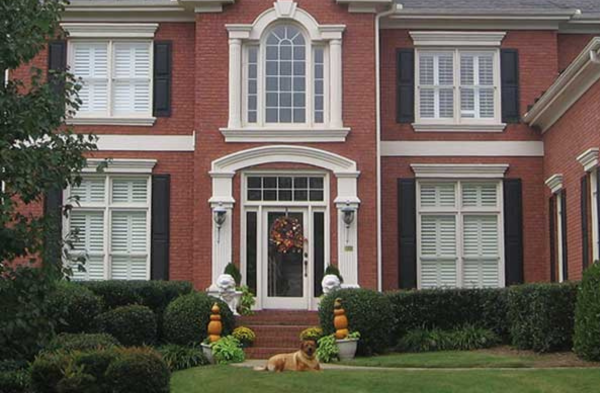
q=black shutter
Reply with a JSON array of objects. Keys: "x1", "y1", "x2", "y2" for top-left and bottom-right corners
[
  {"x1": 501, "y1": 49, "x2": 520, "y2": 124},
  {"x1": 504, "y1": 179, "x2": 524, "y2": 285},
  {"x1": 597, "y1": 167, "x2": 600, "y2": 263},
  {"x1": 153, "y1": 41, "x2": 172, "y2": 117},
  {"x1": 43, "y1": 188, "x2": 63, "y2": 265},
  {"x1": 398, "y1": 179, "x2": 417, "y2": 289},
  {"x1": 561, "y1": 189, "x2": 569, "y2": 281},
  {"x1": 397, "y1": 49, "x2": 415, "y2": 123},
  {"x1": 47, "y1": 41, "x2": 67, "y2": 100},
  {"x1": 581, "y1": 175, "x2": 590, "y2": 271},
  {"x1": 549, "y1": 195, "x2": 556, "y2": 282},
  {"x1": 151, "y1": 175, "x2": 170, "y2": 280}
]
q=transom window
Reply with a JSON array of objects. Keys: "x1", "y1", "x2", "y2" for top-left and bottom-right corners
[
  {"x1": 247, "y1": 176, "x2": 325, "y2": 202},
  {"x1": 69, "y1": 40, "x2": 153, "y2": 119},
  {"x1": 66, "y1": 175, "x2": 151, "y2": 280},
  {"x1": 416, "y1": 49, "x2": 500, "y2": 125},
  {"x1": 417, "y1": 180, "x2": 503, "y2": 289}
]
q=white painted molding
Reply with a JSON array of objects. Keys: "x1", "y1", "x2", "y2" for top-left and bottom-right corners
[
  {"x1": 66, "y1": 117, "x2": 157, "y2": 127},
  {"x1": 381, "y1": 141, "x2": 544, "y2": 157},
  {"x1": 61, "y1": 23, "x2": 158, "y2": 38},
  {"x1": 336, "y1": 0, "x2": 393, "y2": 13},
  {"x1": 83, "y1": 158, "x2": 157, "y2": 174},
  {"x1": 577, "y1": 148, "x2": 600, "y2": 172},
  {"x1": 412, "y1": 123, "x2": 507, "y2": 133},
  {"x1": 64, "y1": 1, "x2": 193, "y2": 22},
  {"x1": 411, "y1": 164, "x2": 509, "y2": 179},
  {"x1": 524, "y1": 38, "x2": 600, "y2": 132},
  {"x1": 178, "y1": 0, "x2": 234, "y2": 13},
  {"x1": 545, "y1": 174, "x2": 564, "y2": 194},
  {"x1": 410, "y1": 31, "x2": 506, "y2": 47},
  {"x1": 95, "y1": 134, "x2": 195, "y2": 152},
  {"x1": 219, "y1": 128, "x2": 351, "y2": 143}
]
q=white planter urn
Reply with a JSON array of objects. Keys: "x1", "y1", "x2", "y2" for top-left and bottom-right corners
[
  {"x1": 207, "y1": 274, "x2": 243, "y2": 315},
  {"x1": 336, "y1": 338, "x2": 358, "y2": 361},
  {"x1": 201, "y1": 343, "x2": 215, "y2": 364},
  {"x1": 321, "y1": 274, "x2": 342, "y2": 295}
]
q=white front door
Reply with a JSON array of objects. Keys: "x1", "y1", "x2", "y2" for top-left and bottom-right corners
[{"x1": 261, "y1": 208, "x2": 310, "y2": 309}]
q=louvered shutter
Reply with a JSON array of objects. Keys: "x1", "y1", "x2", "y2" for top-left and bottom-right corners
[
  {"x1": 560, "y1": 190, "x2": 569, "y2": 281},
  {"x1": 437, "y1": 54, "x2": 455, "y2": 119},
  {"x1": 112, "y1": 178, "x2": 148, "y2": 204},
  {"x1": 398, "y1": 179, "x2": 417, "y2": 288},
  {"x1": 462, "y1": 183, "x2": 498, "y2": 208},
  {"x1": 152, "y1": 175, "x2": 170, "y2": 280},
  {"x1": 504, "y1": 179, "x2": 524, "y2": 285},
  {"x1": 463, "y1": 216, "x2": 500, "y2": 288},
  {"x1": 70, "y1": 211, "x2": 105, "y2": 280},
  {"x1": 113, "y1": 42, "x2": 152, "y2": 116},
  {"x1": 47, "y1": 41, "x2": 67, "y2": 101},
  {"x1": 460, "y1": 53, "x2": 495, "y2": 119},
  {"x1": 397, "y1": 49, "x2": 415, "y2": 123},
  {"x1": 72, "y1": 42, "x2": 109, "y2": 114},
  {"x1": 154, "y1": 41, "x2": 172, "y2": 117},
  {"x1": 582, "y1": 175, "x2": 590, "y2": 270},
  {"x1": 111, "y1": 211, "x2": 149, "y2": 280},
  {"x1": 43, "y1": 187, "x2": 63, "y2": 266},
  {"x1": 501, "y1": 49, "x2": 520, "y2": 123},
  {"x1": 421, "y1": 216, "x2": 457, "y2": 288},
  {"x1": 420, "y1": 183, "x2": 456, "y2": 208},
  {"x1": 71, "y1": 178, "x2": 105, "y2": 204},
  {"x1": 419, "y1": 53, "x2": 435, "y2": 119}
]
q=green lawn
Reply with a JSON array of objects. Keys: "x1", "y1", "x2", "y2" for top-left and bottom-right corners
[{"x1": 171, "y1": 366, "x2": 600, "y2": 393}]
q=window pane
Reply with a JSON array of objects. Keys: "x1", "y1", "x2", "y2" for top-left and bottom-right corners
[
  {"x1": 463, "y1": 216, "x2": 499, "y2": 288},
  {"x1": 246, "y1": 212, "x2": 258, "y2": 295},
  {"x1": 313, "y1": 212, "x2": 325, "y2": 297},
  {"x1": 419, "y1": 88, "x2": 435, "y2": 118},
  {"x1": 314, "y1": 47, "x2": 325, "y2": 124},
  {"x1": 111, "y1": 211, "x2": 148, "y2": 254},
  {"x1": 462, "y1": 183, "x2": 497, "y2": 208},
  {"x1": 438, "y1": 54, "x2": 454, "y2": 85},
  {"x1": 112, "y1": 178, "x2": 148, "y2": 204},
  {"x1": 421, "y1": 216, "x2": 456, "y2": 257},
  {"x1": 479, "y1": 88, "x2": 495, "y2": 118},
  {"x1": 112, "y1": 42, "x2": 151, "y2": 115},
  {"x1": 111, "y1": 255, "x2": 147, "y2": 280},
  {"x1": 419, "y1": 54, "x2": 434, "y2": 85},
  {"x1": 439, "y1": 88, "x2": 454, "y2": 118},
  {"x1": 72, "y1": 177, "x2": 105, "y2": 204},
  {"x1": 72, "y1": 42, "x2": 109, "y2": 114},
  {"x1": 420, "y1": 183, "x2": 456, "y2": 208},
  {"x1": 247, "y1": 46, "x2": 259, "y2": 123}
]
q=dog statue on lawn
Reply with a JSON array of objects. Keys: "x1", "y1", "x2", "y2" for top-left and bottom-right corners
[{"x1": 254, "y1": 340, "x2": 321, "y2": 372}]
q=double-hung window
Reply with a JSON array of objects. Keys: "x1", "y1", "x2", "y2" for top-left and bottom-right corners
[
  {"x1": 417, "y1": 180, "x2": 504, "y2": 288},
  {"x1": 69, "y1": 40, "x2": 153, "y2": 121},
  {"x1": 66, "y1": 175, "x2": 151, "y2": 280}
]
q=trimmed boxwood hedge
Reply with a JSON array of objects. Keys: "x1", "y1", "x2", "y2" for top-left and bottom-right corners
[
  {"x1": 106, "y1": 348, "x2": 170, "y2": 393},
  {"x1": 47, "y1": 281, "x2": 105, "y2": 334},
  {"x1": 95, "y1": 305, "x2": 157, "y2": 347},
  {"x1": 574, "y1": 262, "x2": 600, "y2": 361},
  {"x1": 319, "y1": 289, "x2": 394, "y2": 356},
  {"x1": 387, "y1": 288, "x2": 509, "y2": 340},
  {"x1": 508, "y1": 282, "x2": 578, "y2": 353},
  {"x1": 45, "y1": 333, "x2": 120, "y2": 352},
  {"x1": 163, "y1": 292, "x2": 235, "y2": 346}
]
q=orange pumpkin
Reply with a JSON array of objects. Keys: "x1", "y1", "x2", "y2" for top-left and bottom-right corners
[
  {"x1": 207, "y1": 303, "x2": 223, "y2": 343},
  {"x1": 333, "y1": 298, "x2": 349, "y2": 340}
]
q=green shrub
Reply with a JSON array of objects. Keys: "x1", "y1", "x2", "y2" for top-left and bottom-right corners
[
  {"x1": 105, "y1": 348, "x2": 170, "y2": 393},
  {"x1": 163, "y1": 292, "x2": 235, "y2": 346},
  {"x1": 55, "y1": 367, "x2": 96, "y2": 393},
  {"x1": 508, "y1": 282, "x2": 578, "y2": 353},
  {"x1": 238, "y1": 285, "x2": 256, "y2": 316},
  {"x1": 78, "y1": 281, "x2": 142, "y2": 309},
  {"x1": 319, "y1": 289, "x2": 393, "y2": 355},
  {"x1": 0, "y1": 359, "x2": 28, "y2": 372},
  {"x1": 45, "y1": 333, "x2": 120, "y2": 352},
  {"x1": 157, "y1": 344, "x2": 208, "y2": 371},
  {"x1": 95, "y1": 305, "x2": 157, "y2": 347},
  {"x1": 73, "y1": 349, "x2": 118, "y2": 390},
  {"x1": 224, "y1": 263, "x2": 242, "y2": 286},
  {"x1": 0, "y1": 369, "x2": 31, "y2": 393},
  {"x1": 47, "y1": 281, "x2": 104, "y2": 334},
  {"x1": 211, "y1": 336, "x2": 245, "y2": 365},
  {"x1": 387, "y1": 288, "x2": 509, "y2": 340},
  {"x1": 574, "y1": 262, "x2": 600, "y2": 361},
  {"x1": 30, "y1": 351, "x2": 70, "y2": 393},
  {"x1": 397, "y1": 325, "x2": 499, "y2": 353}
]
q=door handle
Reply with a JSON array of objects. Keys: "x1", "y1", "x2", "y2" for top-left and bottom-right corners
[{"x1": 304, "y1": 259, "x2": 308, "y2": 277}]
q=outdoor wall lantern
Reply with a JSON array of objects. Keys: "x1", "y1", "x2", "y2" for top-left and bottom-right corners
[
  {"x1": 341, "y1": 201, "x2": 356, "y2": 244},
  {"x1": 213, "y1": 203, "x2": 227, "y2": 243}
]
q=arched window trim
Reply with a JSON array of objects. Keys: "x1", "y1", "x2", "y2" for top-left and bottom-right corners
[{"x1": 223, "y1": 0, "x2": 347, "y2": 143}]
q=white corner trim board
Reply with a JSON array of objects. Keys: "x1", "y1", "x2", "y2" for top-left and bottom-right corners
[
  {"x1": 83, "y1": 158, "x2": 157, "y2": 174},
  {"x1": 95, "y1": 134, "x2": 195, "y2": 152},
  {"x1": 410, "y1": 31, "x2": 506, "y2": 47},
  {"x1": 524, "y1": 37, "x2": 600, "y2": 133},
  {"x1": 61, "y1": 23, "x2": 159, "y2": 38},
  {"x1": 411, "y1": 163, "x2": 509, "y2": 178},
  {"x1": 577, "y1": 148, "x2": 600, "y2": 172},
  {"x1": 545, "y1": 174, "x2": 564, "y2": 194},
  {"x1": 381, "y1": 141, "x2": 544, "y2": 157}
]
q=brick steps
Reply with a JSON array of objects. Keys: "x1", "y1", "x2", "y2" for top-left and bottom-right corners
[{"x1": 237, "y1": 310, "x2": 319, "y2": 359}]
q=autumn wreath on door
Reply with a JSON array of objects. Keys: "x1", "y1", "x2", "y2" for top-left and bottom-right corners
[{"x1": 270, "y1": 216, "x2": 305, "y2": 254}]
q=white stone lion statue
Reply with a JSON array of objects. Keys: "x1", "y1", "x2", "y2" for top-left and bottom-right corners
[{"x1": 321, "y1": 274, "x2": 342, "y2": 295}]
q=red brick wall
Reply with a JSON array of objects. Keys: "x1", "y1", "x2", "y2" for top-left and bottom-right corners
[
  {"x1": 557, "y1": 34, "x2": 594, "y2": 73},
  {"x1": 381, "y1": 156, "x2": 547, "y2": 290},
  {"x1": 543, "y1": 80, "x2": 600, "y2": 281}
]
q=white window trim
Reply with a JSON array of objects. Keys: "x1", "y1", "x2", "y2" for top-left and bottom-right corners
[
  {"x1": 416, "y1": 179, "x2": 506, "y2": 289},
  {"x1": 545, "y1": 174, "x2": 564, "y2": 194},
  {"x1": 411, "y1": 163, "x2": 509, "y2": 179},
  {"x1": 414, "y1": 47, "x2": 504, "y2": 132},
  {"x1": 61, "y1": 23, "x2": 159, "y2": 39},
  {"x1": 410, "y1": 31, "x2": 506, "y2": 47},
  {"x1": 556, "y1": 191, "x2": 565, "y2": 283},
  {"x1": 83, "y1": 158, "x2": 157, "y2": 174},
  {"x1": 577, "y1": 148, "x2": 600, "y2": 262},
  {"x1": 63, "y1": 172, "x2": 153, "y2": 281},
  {"x1": 66, "y1": 38, "x2": 156, "y2": 127},
  {"x1": 220, "y1": 0, "x2": 349, "y2": 143}
]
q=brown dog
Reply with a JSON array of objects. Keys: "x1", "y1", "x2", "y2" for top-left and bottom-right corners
[{"x1": 254, "y1": 340, "x2": 321, "y2": 372}]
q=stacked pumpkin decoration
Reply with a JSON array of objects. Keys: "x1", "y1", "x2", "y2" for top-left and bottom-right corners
[
  {"x1": 207, "y1": 303, "x2": 223, "y2": 343},
  {"x1": 333, "y1": 298, "x2": 349, "y2": 339}
]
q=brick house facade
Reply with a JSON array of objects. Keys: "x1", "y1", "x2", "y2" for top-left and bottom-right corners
[{"x1": 10, "y1": 0, "x2": 600, "y2": 310}]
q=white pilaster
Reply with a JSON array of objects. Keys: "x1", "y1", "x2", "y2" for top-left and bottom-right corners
[
  {"x1": 210, "y1": 201, "x2": 234, "y2": 290},
  {"x1": 330, "y1": 38, "x2": 343, "y2": 129},
  {"x1": 336, "y1": 201, "x2": 359, "y2": 288},
  {"x1": 228, "y1": 38, "x2": 242, "y2": 129}
]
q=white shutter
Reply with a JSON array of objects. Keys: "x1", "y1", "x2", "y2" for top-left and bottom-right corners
[
  {"x1": 72, "y1": 42, "x2": 109, "y2": 114},
  {"x1": 460, "y1": 54, "x2": 475, "y2": 118},
  {"x1": 420, "y1": 183, "x2": 456, "y2": 208},
  {"x1": 111, "y1": 256, "x2": 148, "y2": 280},
  {"x1": 478, "y1": 54, "x2": 495, "y2": 118},
  {"x1": 463, "y1": 215, "x2": 499, "y2": 288},
  {"x1": 69, "y1": 211, "x2": 105, "y2": 280},
  {"x1": 112, "y1": 42, "x2": 151, "y2": 116},
  {"x1": 462, "y1": 183, "x2": 498, "y2": 208},
  {"x1": 420, "y1": 215, "x2": 457, "y2": 288},
  {"x1": 437, "y1": 54, "x2": 454, "y2": 119},
  {"x1": 112, "y1": 178, "x2": 148, "y2": 204},
  {"x1": 110, "y1": 211, "x2": 148, "y2": 280},
  {"x1": 419, "y1": 53, "x2": 435, "y2": 118},
  {"x1": 71, "y1": 177, "x2": 105, "y2": 204}
]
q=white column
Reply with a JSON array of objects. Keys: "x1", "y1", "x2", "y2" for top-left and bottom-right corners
[
  {"x1": 228, "y1": 38, "x2": 242, "y2": 129},
  {"x1": 330, "y1": 39, "x2": 343, "y2": 129},
  {"x1": 209, "y1": 201, "x2": 234, "y2": 291},
  {"x1": 336, "y1": 201, "x2": 359, "y2": 288}
]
